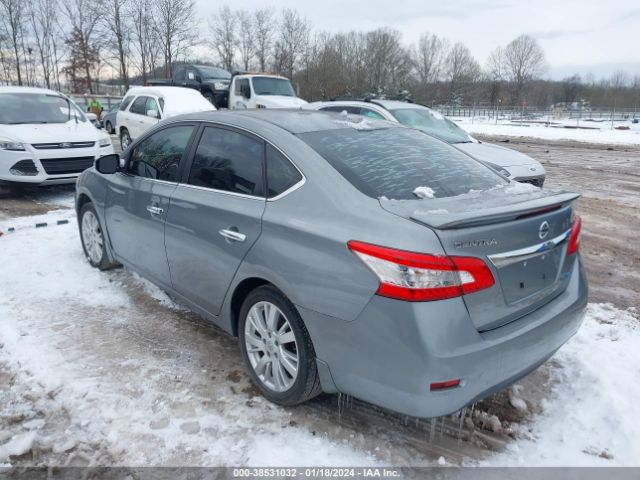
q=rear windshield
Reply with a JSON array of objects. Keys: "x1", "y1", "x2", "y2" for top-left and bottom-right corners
[{"x1": 298, "y1": 127, "x2": 506, "y2": 200}]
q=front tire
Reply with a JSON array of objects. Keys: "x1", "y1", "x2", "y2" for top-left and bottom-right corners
[
  {"x1": 105, "y1": 120, "x2": 114, "y2": 134},
  {"x1": 79, "y1": 203, "x2": 117, "y2": 270},
  {"x1": 120, "y1": 128, "x2": 131, "y2": 151},
  {"x1": 203, "y1": 92, "x2": 215, "y2": 105},
  {"x1": 239, "y1": 285, "x2": 321, "y2": 406}
]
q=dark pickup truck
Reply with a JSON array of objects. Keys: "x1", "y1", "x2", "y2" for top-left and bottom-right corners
[{"x1": 148, "y1": 65, "x2": 231, "y2": 108}]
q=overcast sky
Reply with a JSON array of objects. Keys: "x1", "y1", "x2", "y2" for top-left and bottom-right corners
[{"x1": 197, "y1": 0, "x2": 640, "y2": 80}]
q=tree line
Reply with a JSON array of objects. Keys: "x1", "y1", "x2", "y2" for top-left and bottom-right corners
[{"x1": 2, "y1": 0, "x2": 639, "y2": 108}]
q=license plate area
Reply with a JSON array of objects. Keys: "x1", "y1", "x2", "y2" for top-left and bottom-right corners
[{"x1": 495, "y1": 248, "x2": 563, "y2": 304}]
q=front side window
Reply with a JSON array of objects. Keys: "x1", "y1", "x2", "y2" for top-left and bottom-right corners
[
  {"x1": 360, "y1": 108, "x2": 385, "y2": 120},
  {"x1": 127, "y1": 125, "x2": 195, "y2": 182},
  {"x1": 129, "y1": 96, "x2": 147, "y2": 115},
  {"x1": 187, "y1": 126, "x2": 264, "y2": 196},
  {"x1": 266, "y1": 144, "x2": 302, "y2": 198},
  {"x1": 145, "y1": 97, "x2": 160, "y2": 117},
  {"x1": 298, "y1": 127, "x2": 505, "y2": 200}
]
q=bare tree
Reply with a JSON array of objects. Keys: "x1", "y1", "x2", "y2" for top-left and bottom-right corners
[
  {"x1": 63, "y1": 0, "x2": 104, "y2": 93},
  {"x1": 101, "y1": 0, "x2": 131, "y2": 90},
  {"x1": 154, "y1": 0, "x2": 198, "y2": 76},
  {"x1": 0, "y1": 0, "x2": 25, "y2": 85},
  {"x1": 503, "y1": 34, "x2": 546, "y2": 103},
  {"x1": 253, "y1": 7, "x2": 274, "y2": 72},
  {"x1": 209, "y1": 6, "x2": 236, "y2": 72},
  {"x1": 445, "y1": 42, "x2": 481, "y2": 103},
  {"x1": 414, "y1": 33, "x2": 448, "y2": 85},
  {"x1": 365, "y1": 28, "x2": 412, "y2": 94},
  {"x1": 236, "y1": 9, "x2": 253, "y2": 71},
  {"x1": 274, "y1": 8, "x2": 309, "y2": 79},
  {"x1": 28, "y1": 0, "x2": 59, "y2": 89}
]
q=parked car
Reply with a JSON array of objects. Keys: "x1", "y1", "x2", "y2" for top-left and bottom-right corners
[
  {"x1": 0, "y1": 86, "x2": 114, "y2": 186},
  {"x1": 101, "y1": 102, "x2": 121, "y2": 134},
  {"x1": 116, "y1": 86, "x2": 215, "y2": 150},
  {"x1": 306, "y1": 99, "x2": 546, "y2": 186},
  {"x1": 148, "y1": 64, "x2": 232, "y2": 108},
  {"x1": 227, "y1": 73, "x2": 308, "y2": 110},
  {"x1": 76, "y1": 110, "x2": 586, "y2": 418}
]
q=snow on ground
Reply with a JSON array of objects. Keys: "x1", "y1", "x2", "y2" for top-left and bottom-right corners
[
  {"x1": 479, "y1": 304, "x2": 640, "y2": 466},
  {"x1": 0, "y1": 213, "x2": 380, "y2": 467},
  {"x1": 454, "y1": 117, "x2": 640, "y2": 145},
  {"x1": 1, "y1": 209, "x2": 639, "y2": 466}
]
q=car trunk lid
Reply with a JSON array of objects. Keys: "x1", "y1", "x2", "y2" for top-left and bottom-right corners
[{"x1": 380, "y1": 184, "x2": 580, "y2": 331}]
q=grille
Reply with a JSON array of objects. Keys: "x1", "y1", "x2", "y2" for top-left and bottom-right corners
[
  {"x1": 518, "y1": 177, "x2": 544, "y2": 188},
  {"x1": 10, "y1": 159, "x2": 39, "y2": 176},
  {"x1": 32, "y1": 141, "x2": 95, "y2": 150},
  {"x1": 40, "y1": 157, "x2": 95, "y2": 175}
]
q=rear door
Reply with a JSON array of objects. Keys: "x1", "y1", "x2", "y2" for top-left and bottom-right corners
[
  {"x1": 104, "y1": 124, "x2": 198, "y2": 287},
  {"x1": 165, "y1": 124, "x2": 266, "y2": 315}
]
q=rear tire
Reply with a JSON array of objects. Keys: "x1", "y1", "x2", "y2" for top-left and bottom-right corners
[
  {"x1": 120, "y1": 128, "x2": 131, "y2": 151},
  {"x1": 79, "y1": 203, "x2": 118, "y2": 270},
  {"x1": 239, "y1": 285, "x2": 322, "y2": 406}
]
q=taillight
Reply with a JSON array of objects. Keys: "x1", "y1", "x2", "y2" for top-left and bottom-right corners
[
  {"x1": 347, "y1": 241, "x2": 495, "y2": 302},
  {"x1": 567, "y1": 215, "x2": 581, "y2": 255}
]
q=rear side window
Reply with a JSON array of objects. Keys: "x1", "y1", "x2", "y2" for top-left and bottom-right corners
[
  {"x1": 321, "y1": 106, "x2": 359, "y2": 115},
  {"x1": 187, "y1": 126, "x2": 264, "y2": 196},
  {"x1": 129, "y1": 96, "x2": 147, "y2": 115},
  {"x1": 298, "y1": 128, "x2": 505, "y2": 200},
  {"x1": 128, "y1": 125, "x2": 195, "y2": 182},
  {"x1": 266, "y1": 144, "x2": 302, "y2": 198},
  {"x1": 119, "y1": 96, "x2": 134, "y2": 111}
]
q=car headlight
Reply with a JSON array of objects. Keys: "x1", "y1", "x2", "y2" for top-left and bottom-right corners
[
  {"x1": 99, "y1": 137, "x2": 111, "y2": 148},
  {"x1": 213, "y1": 82, "x2": 228, "y2": 90},
  {"x1": 0, "y1": 140, "x2": 26, "y2": 151}
]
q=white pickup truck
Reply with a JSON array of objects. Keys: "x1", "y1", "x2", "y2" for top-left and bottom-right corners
[{"x1": 227, "y1": 73, "x2": 307, "y2": 109}]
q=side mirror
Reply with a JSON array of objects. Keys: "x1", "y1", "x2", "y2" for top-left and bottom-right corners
[
  {"x1": 95, "y1": 154, "x2": 119, "y2": 174},
  {"x1": 147, "y1": 109, "x2": 159, "y2": 119}
]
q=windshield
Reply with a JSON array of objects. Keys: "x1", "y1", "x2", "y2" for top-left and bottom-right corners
[
  {"x1": 198, "y1": 67, "x2": 231, "y2": 79},
  {"x1": 0, "y1": 93, "x2": 87, "y2": 124},
  {"x1": 390, "y1": 108, "x2": 471, "y2": 144},
  {"x1": 251, "y1": 77, "x2": 295, "y2": 97},
  {"x1": 298, "y1": 127, "x2": 505, "y2": 200}
]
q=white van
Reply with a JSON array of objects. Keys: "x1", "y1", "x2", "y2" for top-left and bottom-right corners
[{"x1": 116, "y1": 87, "x2": 215, "y2": 150}]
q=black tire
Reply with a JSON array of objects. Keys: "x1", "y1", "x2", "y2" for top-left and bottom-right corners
[
  {"x1": 105, "y1": 120, "x2": 114, "y2": 134},
  {"x1": 203, "y1": 92, "x2": 215, "y2": 105},
  {"x1": 120, "y1": 128, "x2": 131, "y2": 151},
  {"x1": 79, "y1": 202, "x2": 119, "y2": 270},
  {"x1": 238, "y1": 285, "x2": 322, "y2": 406}
]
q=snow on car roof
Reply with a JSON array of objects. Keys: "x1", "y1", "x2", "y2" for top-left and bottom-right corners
[
  {"x1": 0, "y1": 86, "x2": 64, "y2": 96},
  {"x1": 124, "y1": 86, "x2": 216, "y2": 115}
]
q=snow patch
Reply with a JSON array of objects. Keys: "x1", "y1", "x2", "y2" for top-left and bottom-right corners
[{"x1": 412, "y1": 186, "x2": 436, "y2": 199}]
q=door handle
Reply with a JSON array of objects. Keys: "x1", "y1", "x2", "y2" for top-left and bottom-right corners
[
  {"x1": 219, "y1": 228, "x2": 246, "y2": 243},
  {"x1": 146, "y1": 205, "x2": 164, "y2": 216}
]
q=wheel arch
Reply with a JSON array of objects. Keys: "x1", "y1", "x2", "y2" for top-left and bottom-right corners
[{"x1": 229, "y1": 277, "x2": 271, "y2": 337}]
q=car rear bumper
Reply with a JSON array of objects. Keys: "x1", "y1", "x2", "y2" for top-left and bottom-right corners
[{"x1": 300, "y1": 255, "x2": 587, "y2": 418}]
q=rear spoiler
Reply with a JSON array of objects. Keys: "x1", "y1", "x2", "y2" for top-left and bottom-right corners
[{"x1": 407, "y1": 192, "x2": 581, "y2": 230}]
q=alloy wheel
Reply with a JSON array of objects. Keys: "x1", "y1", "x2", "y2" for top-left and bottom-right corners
[
  {"x1": 81, "y1": 210, "x2": 104, "y2": 264},
  {"x1": 244, "y1": 301, "x2": 299, "y2": 393}
]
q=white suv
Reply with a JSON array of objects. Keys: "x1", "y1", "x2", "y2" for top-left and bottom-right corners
[
  {"x1": 0, "y1": 87, "x2": 114, "y2": 186},
  {"x1": 116, "y1": 87, "x2": 215, "y2": 150}
]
